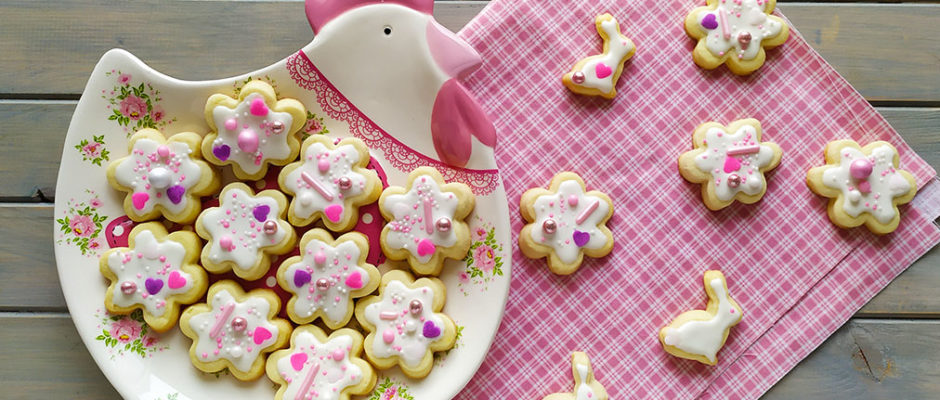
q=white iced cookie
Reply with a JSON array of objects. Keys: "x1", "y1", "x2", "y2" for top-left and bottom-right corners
[
  {"x1": 806, "y1": 140, "x2": 917, "y2": 235},
  {"x1": 266, "y1": 326, "x2": 376, "y2": 400},
  {"x1": 278, "y1": 135, "x2": 381, "y2": 231},
  {"x1": 195, "y1": 182, "x2": 296, "y2": 280},
  {"x1": 562, "y1": 13, "x2": 636, "y2": 99},
  {"x1": 107, "y1": 128, "x2": 219, "y2": 224},
  {"x1": 354, "y1": 270, "x2": 456, "y2": 379},
  {"x1": 202, "y1": 80, "x2": 306, "y2": 180},
  {"x1": 180, "y1": 281, "x2": 291, "y2": 381},
  {"x1": 659, "y1": 270, "x2": 743, "y2": 365},
  {"x1": 543, "y1": 352, "x2": 609, "y2": 400},
  {"x1": 684, "y1": 0, "x2": 789, "y2": 75},
  {"x1": 678, "y1": 119, "x2": 782, "y2": 210},
  {"x1": 99, "y1": 222, "x2": 208, "y2": 332},
  {"x1": 519, "y1": 172, "x2": 614, "y2": 275},
  {"x1": 379, "y1": 167, "x2": 474, "y2": 276},
  {"x1": 277, "y1": 229, "x2": 381, "y2": 329}
]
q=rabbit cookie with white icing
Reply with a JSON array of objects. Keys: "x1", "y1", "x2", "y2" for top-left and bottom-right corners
[
  {"x1": 519, "y1": 172, "x2": 614, "y2": 275},
  {"x1": 107, "y1": 129, "x2": 219, "y2": 224},
  {"x1": 180, "y1": 281, "x2": 291, "y2": 381},
  {"x1": 277, "y1": 229, "x2": 381, "y2": 329},
  {"x1": 684, "y1": 0, "x2": 789, "y2": 75},
  {"x1": 202, "y1": 80, "x2": 307, "y2": 180},
  {"x1": 543, "y1": 352, "x2": 609, "y2": 400},
  {"x1": 99, "y1": 222, "x2": 208, "y2": 332},
  {"x1": 678, "y1": 119, "x2": 782, "y2": 210},
  {"x1": 279, "y1": 135, "x2": 382, "y2": 231},
  {"x1": 378, "y1": 167, "x2": 474, "y2": 276},
  {"x1": 659, "y1": 270, "x2": 743, "y2": 365},
  {"x1": 806, "y1": 140, "x2": 916, "y2": 235},
  {"x1": 354, "y1": 270, "x2": 456, "y2": 378},
  {"x1": 266, "y1": 326, "x2": 376, "y2": 400},
  {"x1": 562, "y1": 13, "x2": 636, "y2": 99},
  {"x1": 195, "y1": 182, "x2": 296, "y2": 280}
]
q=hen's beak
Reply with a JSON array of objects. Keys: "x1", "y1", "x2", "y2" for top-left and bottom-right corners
[{"x1": 426, "y1": 19, "x2": 482, "y2": 80}]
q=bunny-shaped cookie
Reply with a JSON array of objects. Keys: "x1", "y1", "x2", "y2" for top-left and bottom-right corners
[
  {"x1": 562, "y1": 13, "x2": 636, "y2": 99},
  {"x1": 543, "y1": 352, "x2": 608, "y2": 400},
  {"x1": 659, "y1": 270, "x2": 743, "y2": 365}
]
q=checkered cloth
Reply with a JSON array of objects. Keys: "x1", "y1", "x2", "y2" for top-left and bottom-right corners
[{"x1": 454, "y1": 0, "x2": 940, "y2": 398}]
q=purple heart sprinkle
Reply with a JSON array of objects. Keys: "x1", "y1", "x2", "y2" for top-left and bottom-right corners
[
  {"x1": 145, "y1": 278, "x2": 163, "y2": 295},
  {"x1": 253, "y1": 205, "x2": 271, "y2": 222},
  {"x1": 293, "y1": 270, "x2": 311, "y2": 288},
  {"x1": 212, "y1": 144, "x2": 231, "y2": 161},
  {"x1": 573, "y1": 230, "x2": 591, "y2": 247},
  {"x1": 166, "y1": 185, "x2": 185, "y2": 205},
  {"x1": 422, "y1": 321, "x2": 442, "y2": 339},
  {"x1": 702, "y1": 13, "x2": 718, "y2": 30}
]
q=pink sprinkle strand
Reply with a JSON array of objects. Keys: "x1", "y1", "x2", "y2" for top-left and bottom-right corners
[
  {"x1": 576, "y1": 200, "x2": 600, "y2": 225},
  {"x1": 725, "y1": 145, "x2": 760, "y2": 156},
  {"x1": 209, "y1": 303, "x2": 235, "y2": 340},
  {"x1": 718, "y1": 8, "x2": 731, "y2": 40},
  {"x1": 301, "y1": 172, "x2": 334, "y2": 201},
  {"x1": 423, "y1": 198, "x2": 434, "y2": 234},
  {"x1": 294, "y1": 363, "x2": 320, "y2": 400},
  {"x1": 379, "y1": 311, "x2": 399, "y2": 320}
]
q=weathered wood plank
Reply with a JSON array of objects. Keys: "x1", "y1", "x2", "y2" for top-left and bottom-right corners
[
  {"x1": 763, "y1": 319, "x2": 940, "y2": 399},
  {"x1": 0, "y1": 2, "x2": 937, "y2": 101}
]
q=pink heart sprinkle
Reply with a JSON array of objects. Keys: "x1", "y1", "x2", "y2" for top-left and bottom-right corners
[
  {"x1": 290, "y1": 352, "x2": 307, "y2": 371},
  {"x1": 345, "y1": 271, "x2": 364, "y2": 289},
  {"x1": 253, "y1": 327, "x2": 272, "y2": 345},
  {"x1": 324, "y1": 204, "x2": 344, "y2": 223},
  {"x1": 249, "y1": 97, "x2": 269, "y2": 116},
  {"x1": 167, "y1": 270, "x2": 186, "y2": 289},
  {"x1": 595, "y1": 63, "x2": 613, "y2": 79},
  {"x1": 131, "y1": 192, "x2": 149, "y2": 210},
  {"x1": 417, "y1": 239, "x2": 436, "y2": 257},
  {"x1": 723, "y1": 156, "x2": 742, "y2": 173}
]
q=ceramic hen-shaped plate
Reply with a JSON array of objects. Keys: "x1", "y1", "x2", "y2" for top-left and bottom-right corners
[{"x1": 53, "y1": 1, "x2": 509, "y2": 399}]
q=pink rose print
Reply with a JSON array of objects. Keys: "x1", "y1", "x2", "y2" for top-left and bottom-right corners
[
  {"x1": 69, "y1": 214, "x2": 95, "y2": 238},
  {"x1": 87, "y1": 237, "x2": 104, "y2": 252},
  {"x1": 382, "y1": 387, "x2": 398, "y2": 400},
  {"x1": 141, "y1": 332, "x2": 159, "y2": 347},
  {"x1": 150, "y1": 106, "x2": 165, "y2": 122},
  {"x1": 474, "y1": 244, "x2": 496, "y2": 273},
  {"x1": 459, "y1": 272, "x2": 470, "y2": 284},
  {"x1": 118, "y1": 73, "x2": 132, "y2": 84},
  {"x1": 89, "y1": 198, "x2": 103, "y2": 208},
  {"x1": 474, "y1": 227, "x2": 487, "y2": 240},
  {"x1": 119, "y1": 95, "x2": 147, "y2": 121},
  {"x1": 304, "y1": 118, "x2": 323, "y2": 133},
  {"x1": 82, "y1": 143, "x2": 101, "y2": 158},
  {"x1": 110, "y1": 317, "x2": 141, "y2": 344}
]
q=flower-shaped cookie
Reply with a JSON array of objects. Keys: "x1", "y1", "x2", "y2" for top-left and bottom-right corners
[
  {"x1": 659, "y1": 270, "x2": 743, "y2": 365},
  {"x1": 806, "y1": 140, "x2": 916, "y2": 235},
  {"x1": 277, "y1": 229, "x2": 381, "y2": 328},
  {"x1": 354, "y1": 270, "x2": 456, "y2": 379},
  {"x1": 202, "y1": 80, "x2": 306, "y2": 180},
  {"x1": 180, "y1": 281, "x2": 291, "y2": 381},
  {"x1": 562, "y1": 13, "x2": 636, "y2": 99},
  {"x1": 543, "y1": 352, "x2": 609, "y2": 400},
  {"x1": 195, "y1": 182, "x2": 297, "y2": 280},
  {"x1": 107, "y1": 129, "x2": 219, "y2": 224},
  {"x1": 519, "y1": 172, "x2": 614, "y2": 275},
  {"x1": 684, "y1": 0, "x2": 789, "y2": 75},
  {"x1": 678, "y1": 119, "x2": 782, "y2": 210},
  {"x1": 278, "y1": 135, "x2": 381, "y2": 231},
  {"x1": 266, "y1": 326, "x2": 376, "y2": 400},
  {"x1": 379, "y1": 167, "x2": 474, "y2": 276},
  {"x1": 99, "y1": 222, "x2": 208, "y2": 332}
]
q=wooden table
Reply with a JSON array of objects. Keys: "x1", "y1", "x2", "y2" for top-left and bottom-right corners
[{"x1": 0, "y1": 1, "x2": 937, "y2": 398}]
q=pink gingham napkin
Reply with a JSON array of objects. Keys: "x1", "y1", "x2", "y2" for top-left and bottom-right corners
[{"x1": 454, "y1": 0, "x2": 940, "y2": 398}]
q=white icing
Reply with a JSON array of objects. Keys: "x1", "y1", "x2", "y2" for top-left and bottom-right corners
[
  {"x1": 200, "y1": 187, "x2": 290, "y2": 272},
  {"x1": 113, "y1": 138, "x2": 203, "y2": 215},
  {"x1": 697, "y1": 0, "x2": 784, "y2": 60},
  {"x1": 275, "y1": 332, "x2": 363, "y2": 400},
  {"x1": 188, "y1": 289, "x2": 281, "y2": 372},
  {"x1": 211, "y1": 92, "x2": 295, "y2": 175},
  {"x1": 282, "y1": 239, "x2": 371, "y2": 324},
  {"x1": 692, "y1": 124, "x2": 776, "y2": 201},
  {"x1": 106, "y1": 231, "x2": 195, "y2": 316},
  {"x1": 528, "y1": 180, "x2": 610, "y2": 264},
  {"x1": 571, "y1": 17, "x2": 634, "y2": 94},
  {"x1": 363, "y1": 280, "x2": 446, "y2": 367},
  {"x1": 662, "y1": 278, "x2": 742, "y2": 363},
  {"x1": 383, "y1": 175, "x2": 459, "y2": 263},
  {"x1": 575, "y1": 364, "x2": 596, "y2": 400},
  {"x1": 821, "y1": 145, "x2": 912, "y2": 224},
  {"x1": 283, "y1": 143, "x2": 371, "y2": 223}
]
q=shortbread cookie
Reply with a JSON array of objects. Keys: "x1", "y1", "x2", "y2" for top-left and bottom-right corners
[
  {"x1": 684, "y1": 0, "x2": 789, "y2": 75},
  {"x1": 543, "y1": 352, "x2": 609, "y2": 400},
  {"x1": 659, "y1": 270, "x2": 743, "y2": 365},
  {"x1": 266, "y1": 326, "x2": 376, "y2": 400},
  {"x1": 195, "y1": 182, "x2": 296, "y2": 280},
  {"x1": 99, "y1": 222, "x2": 207, "y2": 332},
  {"x1": 354, "y1": 270, "x2": 456, "y2": 378},
  {"x1": 180, "y1": 281, "x2": 291, "y2": 381},
  {"x1": 202, "y1": 80, "x2": 307, "y2": 180},
  {"x1": 806, "y1": 140, "x2": 917, "y2": 235},
  {"x1": 278, "y1": 135, "x2": 381, "y2": 231},
  {"x1": 519, "y1": 172, "x2": 613, "y2": 275},
  {"x1": 277, "y1": 229, "x2": 381, "y2": 328},
  {"x1": 562, "y1": 13, "x2": 636, "y2": 99},
  {"x1": 107, "y1": 128, "x2": 219, "y2": 224},
  {"x1": 678, "y1": 119, "x2": 782, "y2": 210},
  {"x1": 379, "y1": 167, "x2": 474, "y2": 276}
]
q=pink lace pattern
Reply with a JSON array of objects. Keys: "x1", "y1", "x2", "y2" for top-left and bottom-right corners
[{"x1": 286, "y1": 51, "x2": 500, "y2": 196}]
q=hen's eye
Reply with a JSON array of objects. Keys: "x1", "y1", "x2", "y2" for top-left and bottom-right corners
[{"x1": 383, "y1": 26, "x2": 392, "y2": 36}]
